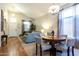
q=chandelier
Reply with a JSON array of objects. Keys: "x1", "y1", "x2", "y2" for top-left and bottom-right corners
[{"x1": 48, "y1": 5, "x2": 60, "y2": 14}]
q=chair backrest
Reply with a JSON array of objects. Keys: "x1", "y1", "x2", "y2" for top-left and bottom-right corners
[
  {"x1": 34, "y1": 36, "x2": 42, "y2": 44},
  {"x1": 57, "y1": 35, "x2": 67, "y2": 38},
  {"x1": 60, "y1": 35, "x2": 67, "y2": 43},
  {"x1": 56, "y1": 35, "x2": 67, "y2": 41},
  {"x1": 34, "y1": 36, "x2": 48, "y2": 45},
  {"x1": 59, "y1": 35, "x2": 75, "y2": 47},
  {"x1": 58, "y1": 35, "x2": 75, "y2": 47},
  {"x1": 25, "y1": 31, "x2": 41, "y2": 43},
  {"x1": 67, "y1": 39, "x2": 75, "y2": 47},
  {"x1": 74, "y1": 40, "x2": 79, "y2": 49},
  {"x1": 56, "y1": 35, "x2": 67, "y2": 45}
]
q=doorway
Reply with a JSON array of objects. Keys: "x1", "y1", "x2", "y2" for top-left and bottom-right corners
[{"x1": 8, "y1": 16, "x2": 18, "y2": 37}]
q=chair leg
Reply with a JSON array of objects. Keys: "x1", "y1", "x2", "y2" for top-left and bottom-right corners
[
  {"x1": 72, "y1": 46, "x2": 74, "y2": 56},
  {"x1": 67, "y1": 47, "x2": 70, "y2": 56},
  {"x1": 36, "y1": 43, "x2": 38, "y2": 56},
  {"x1": 5, "y1": 35, "x2": 7, "y2": 45},
  {"x1": 50, "y1": 49, "x2": 52, "y2": 56},
  {"x1": 40, "y1": 45, "x2": 42, "y2": 56}
]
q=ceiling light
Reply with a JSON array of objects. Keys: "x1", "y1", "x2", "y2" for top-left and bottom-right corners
[{"x1": 48, "y1": 5, "x2": 60, "y2": 14}]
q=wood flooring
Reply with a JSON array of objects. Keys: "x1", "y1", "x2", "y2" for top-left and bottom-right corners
[{"x1": 0, "y1": 37, "x2": 27, "y2": 56}]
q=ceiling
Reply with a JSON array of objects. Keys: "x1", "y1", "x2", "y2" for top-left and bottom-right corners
[{"x1": 0, "y1": 3, "x2": 73, "y2": 18}]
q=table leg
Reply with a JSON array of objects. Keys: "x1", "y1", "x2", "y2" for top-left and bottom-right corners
[
  {"x1": 72, "y1": 46, "x2": 74, "y2": 56},
  {"x1": 50, "y1": 42, "x2": 56, "y2": 56},
  {"x1": 36, "y1": 43, "x2": 38, "y2": 56},
  {"x1": 67, "y1": 47, "x2": 70, "y2": 56},
  {"x1": 52, "y1": 47, "x2": 56, "y2": 56}
]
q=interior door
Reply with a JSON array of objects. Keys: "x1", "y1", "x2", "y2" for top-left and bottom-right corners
[{"x1": 8, "y1": 17, "x2": 18, "y2": 37}]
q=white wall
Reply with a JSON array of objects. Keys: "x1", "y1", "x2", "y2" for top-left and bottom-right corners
[
  {"x1": 34, "y1": 13, "x2": 58, "y2": 35},
  {"x1": 7, "y1": 11, "x2": 27, "y2": 36},
  {"x1": 5, "y1": 11, "x2": 33, "y2": 37},
  {"x1": 0, "y1": 4, "x2": 5, "y2": 47}
]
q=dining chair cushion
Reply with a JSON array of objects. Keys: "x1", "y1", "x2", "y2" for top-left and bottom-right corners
[
  {"x1": 42, "y1": 44, "x2": 52, "y2": 51},
  {"x1": 74, "y1": 40, "x2": 79, "y2": 49},
  {"x1": 24, "y1": 32, "x2": 41, "y2": 43},
  {"x1": 35, "y1": 35, "x2": 52, "y2": 51},
  {"x1": 67, "y1": 39, "x2": 75, "y2": 47},
  {"x1": 55, "y1": 44, "x2": 68, "y2": 51},
  {"x1": 55, "y1": 39, "x2": 75, "y2": 51}
]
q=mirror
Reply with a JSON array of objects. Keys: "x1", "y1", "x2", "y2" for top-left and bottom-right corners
[
  {"x1": 22, "y1": 20, "x2": 36, "y2": 35},
  {"x1": 22, "y1": 20, "x2": 31, "y2": 33}
]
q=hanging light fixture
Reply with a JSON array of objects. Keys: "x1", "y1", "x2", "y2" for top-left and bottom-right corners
[{"x1": 48, "y1": 4, "x2": 60, "y2": 14}]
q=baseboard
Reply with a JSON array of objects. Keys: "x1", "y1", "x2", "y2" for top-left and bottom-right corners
[{"x1": 8, "y1": 36, "x2": 18, "y2": 38}]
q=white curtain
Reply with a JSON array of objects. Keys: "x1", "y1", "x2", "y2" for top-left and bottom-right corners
[
  {"x1": 59, "y1": 5, "x2": 75, "y2": 39},
  {"x1": 76, "y1": 4, "x2": 79, "y2": 40}
]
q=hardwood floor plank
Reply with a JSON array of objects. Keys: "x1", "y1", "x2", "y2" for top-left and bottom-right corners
[{"x1": 0, "y1": 37, "x2": 27, "y2": 56}]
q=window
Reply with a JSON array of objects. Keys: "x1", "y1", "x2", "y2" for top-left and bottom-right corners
[
  {"x1": 59, "y1": 4, "x2": 79, "y2": 40},
  {"x1": 59, "y1": 6, "x2": 75, "y2": 39},
  {"x1": 62, "y1": 7, "x2": 75, "y2": 18},
  {"x1": 62, "y1": 17, "x2": 75, "y2": 39},
  {"x1": 23, "y1": 21, "x2": 31, "y2": 31},
  {"x1": 76, "y1": 4, "x2": 79, "y2": 39}
]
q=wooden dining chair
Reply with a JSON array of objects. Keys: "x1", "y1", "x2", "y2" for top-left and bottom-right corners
[
  {"x1": 74, "y1": 40, "x2": 79, "y2": 49},
  {"x1": 1, "y1": 35, "x2": 8, "y2": 47},
  {"x1": 67, "y1": 39, "x2": 75, "y2": 56},
  {"x1": 35, "y1": 36, "x2": 52, "y2": 56},
  {"x1": 73, "y1": 40, "x2": 79, "y2": 56},
  {"x1": 55, "y1": 35, "x2": 75, "y2": 56}
]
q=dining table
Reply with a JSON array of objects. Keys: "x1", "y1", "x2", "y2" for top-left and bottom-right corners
[{"x1": 42, "y1": 35, "x2": 66, "y2": 56}]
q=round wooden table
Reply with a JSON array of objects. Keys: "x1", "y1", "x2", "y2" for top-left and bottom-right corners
[{"x1": 42, "y1": 36, "x2": 66, "y2": 56}]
